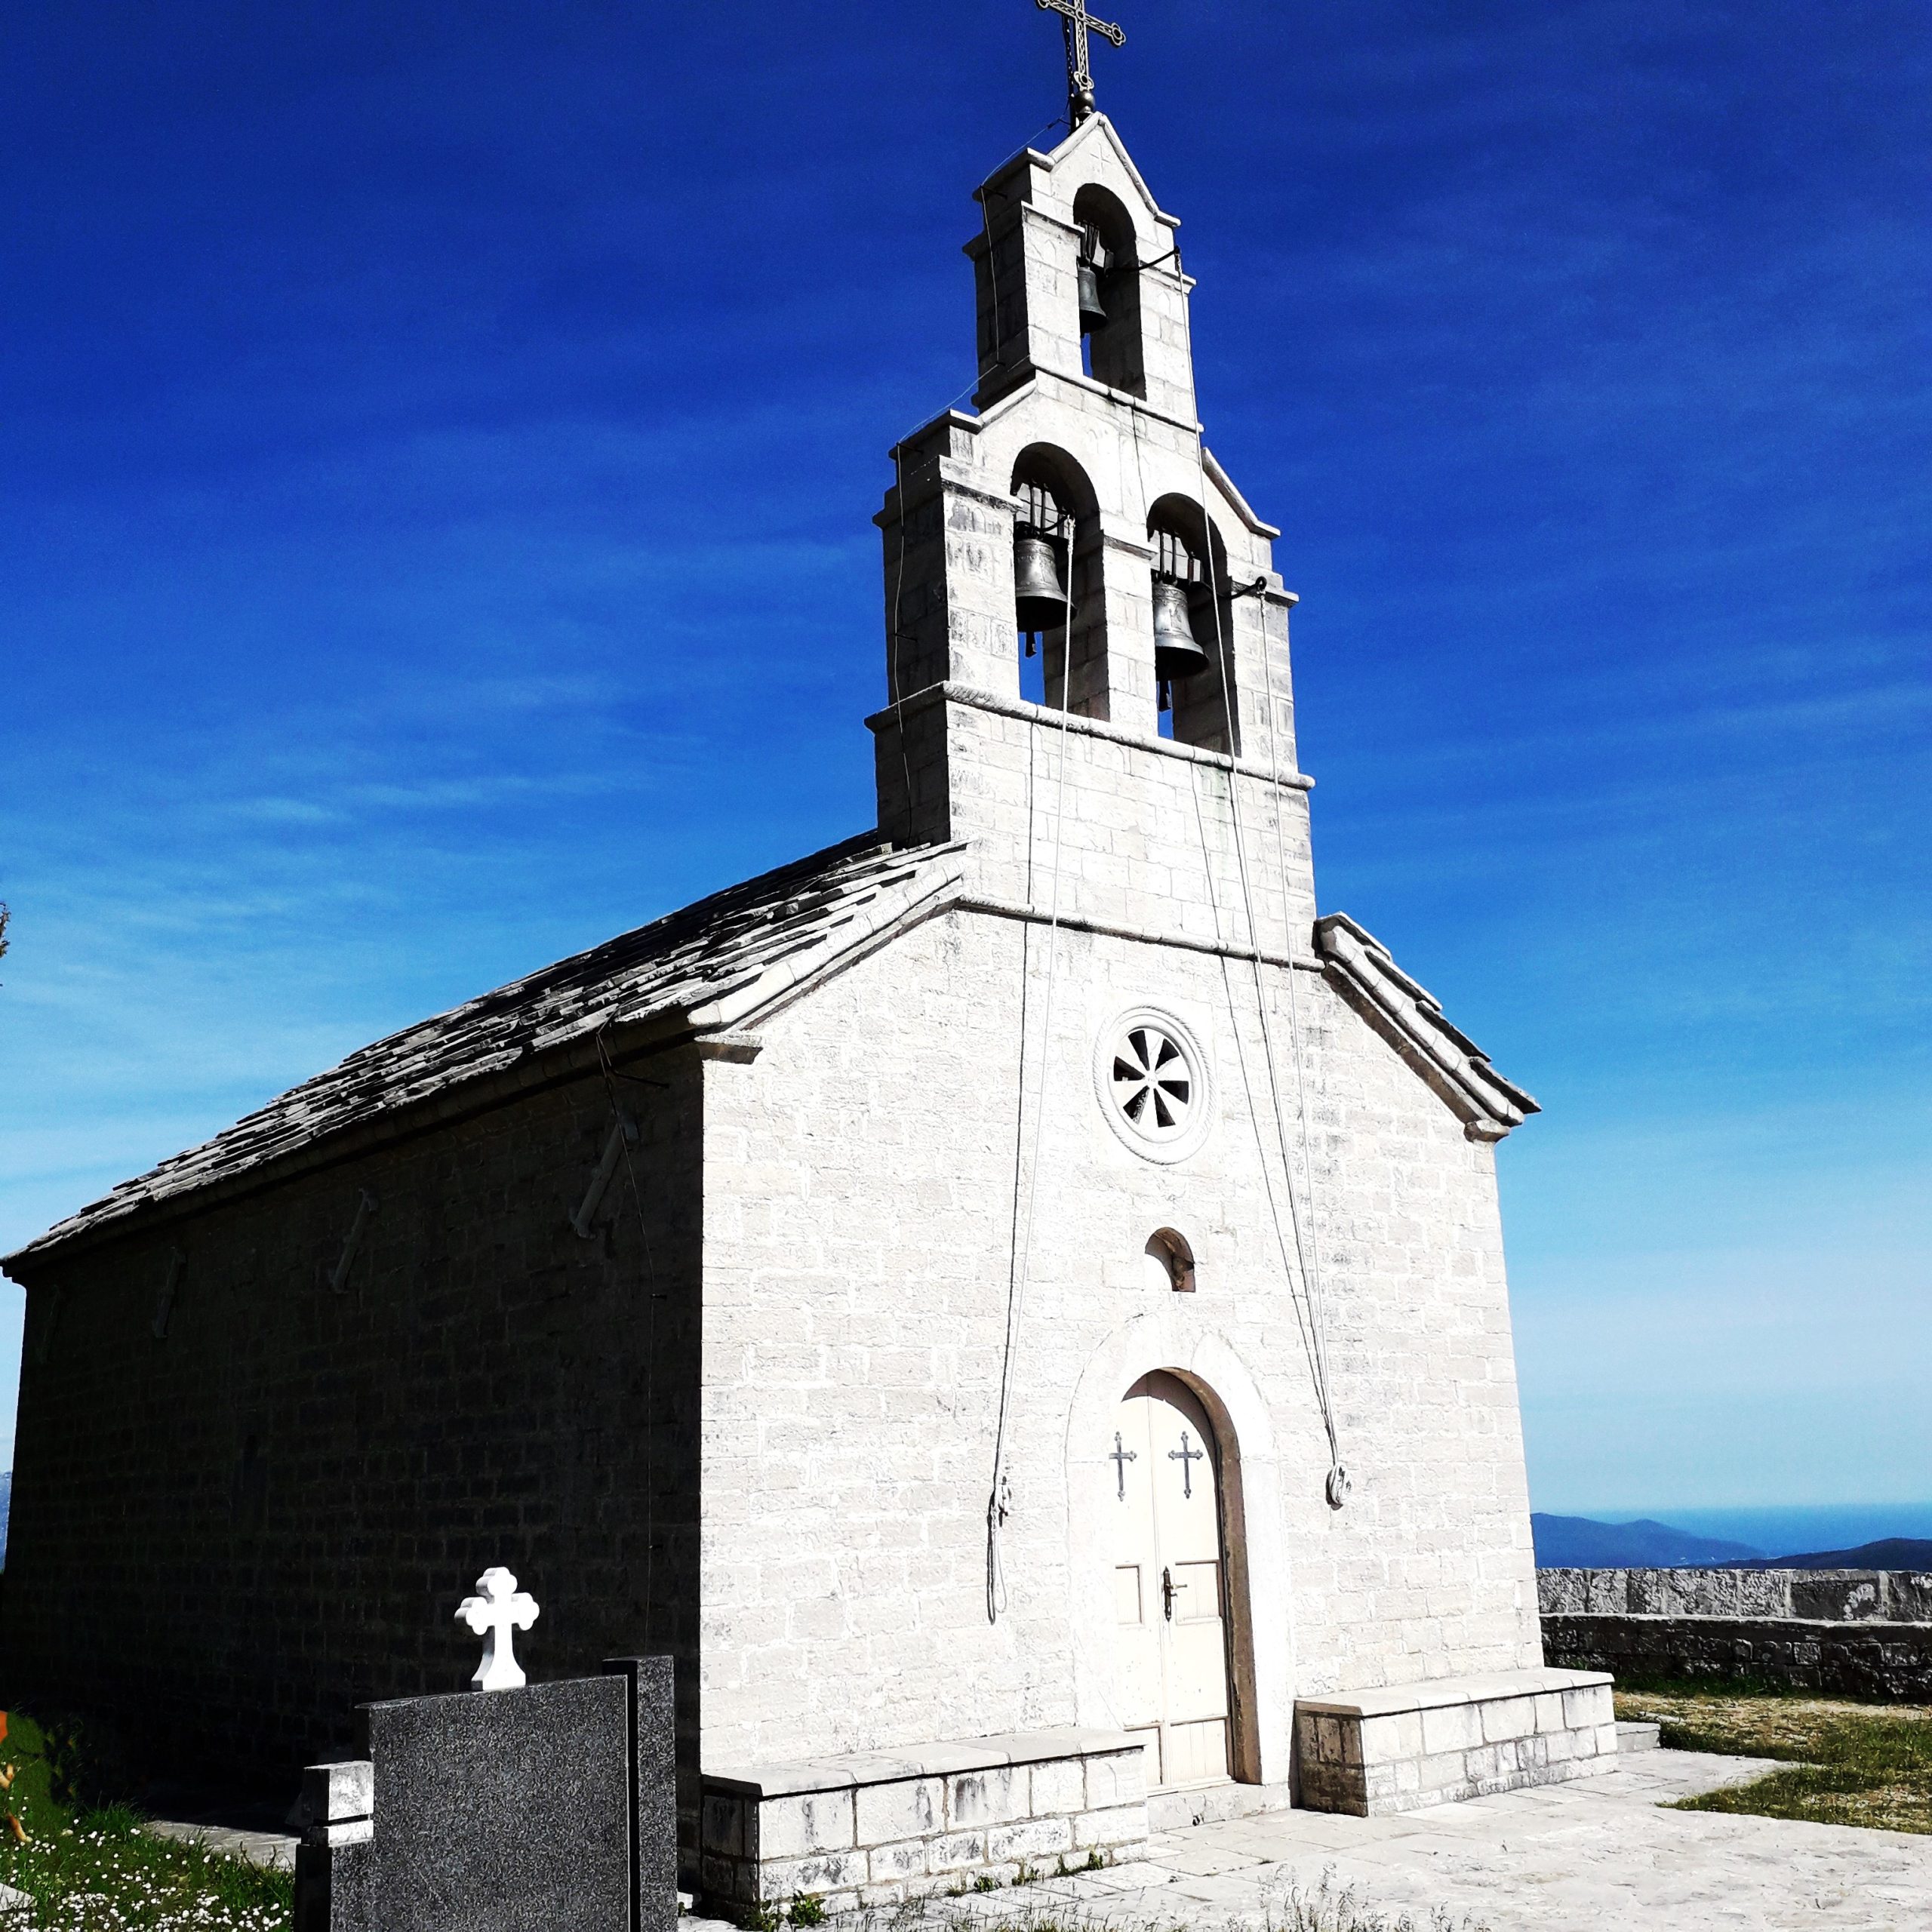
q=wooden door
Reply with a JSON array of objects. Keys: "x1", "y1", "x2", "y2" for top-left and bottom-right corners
[{"x1": 1108, "y1": 1371, "x2": 1233, "y2": 1789}]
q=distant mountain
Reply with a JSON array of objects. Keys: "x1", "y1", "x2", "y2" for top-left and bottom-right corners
[
  {"x1": 1532, "y1": 1512, "x2": 1763, "y2": 1567},
  {"x1": 1534, "y1": 1515, "x2": 1932, "y2": 1571},
  {"x1": 1726, "y1": 1537, "x2": 1932, "y2": 1571}
]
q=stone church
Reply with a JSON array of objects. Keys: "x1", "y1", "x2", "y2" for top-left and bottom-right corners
[{"x1": 2, "y1": 110, "x2": 1614, "y2": 1908}]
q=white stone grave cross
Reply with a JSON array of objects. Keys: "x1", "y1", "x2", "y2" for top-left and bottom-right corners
[{"x1": 455, "y1": 1566, "x2": 540, "y2": 1691}]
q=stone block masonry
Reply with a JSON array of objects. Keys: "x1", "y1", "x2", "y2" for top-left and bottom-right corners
[
  {"x1": 1295, "y1": 1668, "x2": 1616, "y2": 1817},
  {"x1": 699, "y1": 904, "x2": 1543, "y2": 1780},
  {"x1": 1540, "y1": 1568, "x2": 1932, "y2": 1699},
  {"x1": 697, "y1": 1728, "x2": 1147, "y2": 1912},
  {"x1": 1, "y1": 1062, "x2": 706, "y2": 1797},
  {"x1": 1540, "y1": 1567, "x2": 1932, "y2": 1623}
]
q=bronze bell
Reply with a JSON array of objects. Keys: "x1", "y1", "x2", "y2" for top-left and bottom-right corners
[
  {"x1": 1152, "y1": 576, "x2": 1211, "y2": 684},
  {"x1": 1078, "y1": 227, "x2": 1108, "y2": 334},
  {"x1": 1014, "y1": 531, "x2": 1072, "y2": 632},
  {"x1": 1078, "y1": 257, "x2": 1106, "y2": 334}
]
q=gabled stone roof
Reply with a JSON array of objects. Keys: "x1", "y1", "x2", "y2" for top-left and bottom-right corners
[
  {"x1": 8, "y1": 834, "x2": 967, "y2": 1265},
  {"x1": 1315, "y1": 913, "x2": 1538, "y2": 1143}
]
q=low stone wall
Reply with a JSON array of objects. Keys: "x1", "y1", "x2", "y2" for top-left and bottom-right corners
[
  {"x1": 699, "y1": 1727, "x2": 1147, "y2": 1914},
  {"x1": 1540, "y1": 1569, "x2": 1932, "y2": 1700}
]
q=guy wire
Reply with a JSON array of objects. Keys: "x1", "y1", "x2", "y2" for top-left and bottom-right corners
[{"x1": 987, "y1": 498, "x2": 1078, "y2": 1623}]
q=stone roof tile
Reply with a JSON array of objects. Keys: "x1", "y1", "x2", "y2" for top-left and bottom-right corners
[
  {"x1": 8, "y1": 833, "x2": 964, "y2": 1264},
  {"x1": 1315, "y1": 912, "x2": 1538, "y2": 1143}
]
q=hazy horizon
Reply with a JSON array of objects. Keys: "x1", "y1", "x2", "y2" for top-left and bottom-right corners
[{"x1": 1533, "y1": 1503, "x2": 1932, "y2": 1561}]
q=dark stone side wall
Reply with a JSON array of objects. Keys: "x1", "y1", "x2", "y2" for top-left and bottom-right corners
[
  {"x1": 1542, "y1": 1612, "x2": 1932, "y2": 1700},
  {"x1": 1540, "y1": 1569, "x2": 1932, "y2": 1700},
  {"x1": 0, "y1": 1054, "x2": 703, "y2": 1798}
]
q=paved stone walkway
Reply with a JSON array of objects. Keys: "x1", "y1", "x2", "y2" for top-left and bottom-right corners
[
  {"x1": 687, "y1": 1752, "x2": 1932, "y2": 1932},
  {"x1": 156, "y1": 1748, "x2": 1932, "y2": 1927},
  {"x1": 948, "y1": 1752, "x2": 1932, "y2": 1930}
]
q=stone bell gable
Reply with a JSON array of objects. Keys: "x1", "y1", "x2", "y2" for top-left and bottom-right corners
[{"x1": 873, "y1": 116, "x2": 1309, "y2": 963}]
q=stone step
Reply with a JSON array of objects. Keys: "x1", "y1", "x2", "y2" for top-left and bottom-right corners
[
  {"x1": 1617, "y1": 1721, "x2": 1662, "y2": 1752},
  {"x1": 145, "y1": 1818, "x2": 298, "y2": 1872},
  {"x1": 1297, "y1": 1667, "x2": 1619, "y2": 1817},
  {"x1": 1146, "y1": 1778, "x2": 1294, "y2": 1832},
  {"x1": 700, "y1": 1727, "x2": 1151, "y2": 1914}
]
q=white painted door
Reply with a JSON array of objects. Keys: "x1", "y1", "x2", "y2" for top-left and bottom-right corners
[{"x1": 1109, "y1": 1371, "x2": 1232, "y2": 1789}]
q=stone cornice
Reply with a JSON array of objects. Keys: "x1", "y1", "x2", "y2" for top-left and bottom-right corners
[
  {"x1": 955, "y1": 895, "x2": 1322, "y2": 973},
  {"x1": 1315, "y1": 913, "x2": 1539, "y2": 1143},
  {"x1": 866, "y1": 681, "x2": 1315, "y2": 793}
]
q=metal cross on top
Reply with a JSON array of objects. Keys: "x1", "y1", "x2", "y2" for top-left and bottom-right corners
[{"x1": 1037, "y1": 0, "x2": 1126, "y2": 128}]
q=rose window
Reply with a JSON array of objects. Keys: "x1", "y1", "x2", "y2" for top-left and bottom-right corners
[
  {"x1": 1094, "y1": 1007, "x2": 1214, "y2": 1164},
  {"x1": 1112, "y1": 1023, "x2": 1194, "y2": 1142}
]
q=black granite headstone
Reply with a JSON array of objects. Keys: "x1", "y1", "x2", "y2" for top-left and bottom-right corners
[
  {"x1": 294, "y1": 1657, "x2": 675, "y2": 1932},
  {"x1": 601, "y1": 1657, "x2": 677, "y2": 1932},
  {"x1": 362, "y1": 1675, "x2": 629, "y2": 1932}
]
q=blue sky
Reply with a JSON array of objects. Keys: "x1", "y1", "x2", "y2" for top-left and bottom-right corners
[{"x1": 2, "y1": 2, "x2": 1927, "y2": 1512}]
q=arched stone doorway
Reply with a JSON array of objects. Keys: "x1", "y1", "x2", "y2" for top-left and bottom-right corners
[
  {"x1": 1109, "y1": 1371, "x2": 1237, "y2": 1789},
  {"x1": 1065, "y1": 1318, "x2": 1290, "y2": 1787}
]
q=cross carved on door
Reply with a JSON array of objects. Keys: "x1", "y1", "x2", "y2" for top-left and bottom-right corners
[
  {"x1": 1168, "y1": 1428, "x2": 1205, "y2": 1499},
  {"x1": 1110, "y1": 1429, "x2": 1138, "y2": 1500}
]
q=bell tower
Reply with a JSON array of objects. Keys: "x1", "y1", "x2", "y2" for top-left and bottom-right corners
[{"x1": 869, "y1": 115, "x2": 1315, "y2": 961}]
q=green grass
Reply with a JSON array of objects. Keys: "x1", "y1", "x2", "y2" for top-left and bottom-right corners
[
  {"x1": 0, "y1": 1712, "x2": 292, "y2": 1929},
  {"x1": 1614, "y1": 1674, "x2": 1932, "y2": 1835}
]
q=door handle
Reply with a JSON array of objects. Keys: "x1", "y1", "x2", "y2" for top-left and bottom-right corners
[{"x1": 1161, "y1": 1566, "x2": 1186, "y2": 1621}]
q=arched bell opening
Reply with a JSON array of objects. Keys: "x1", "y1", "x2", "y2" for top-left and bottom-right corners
[
  {"x1": 1011, "y1": 447, "x2": 1106, "y2": 717},
  {"x1": 1072, "y1": 185, "x2": 1146, "y2": 398},
  {"x1": 1146, "y1": 495, "x2": 1237, "y2": 752}
]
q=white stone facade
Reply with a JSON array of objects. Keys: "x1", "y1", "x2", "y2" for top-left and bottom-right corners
[
  {"x1": 698, "y1": 906, "x2": 1542, "y2": 1784},
  {"x1": 690, "y1": 113, "x2": 1551, "y2": 1820}
]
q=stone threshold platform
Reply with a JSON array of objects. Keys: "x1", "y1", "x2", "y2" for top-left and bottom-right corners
[
  {"x1": 685, "y1": 1742, "x2": 1932, "y2": 1932},
  {"x1": 700, "y1": 1727, "x2": 1148, "y2": 1912},
  {"x1": 1295, "y1": 1666, "x2": 1617, "y2": 1817}
]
